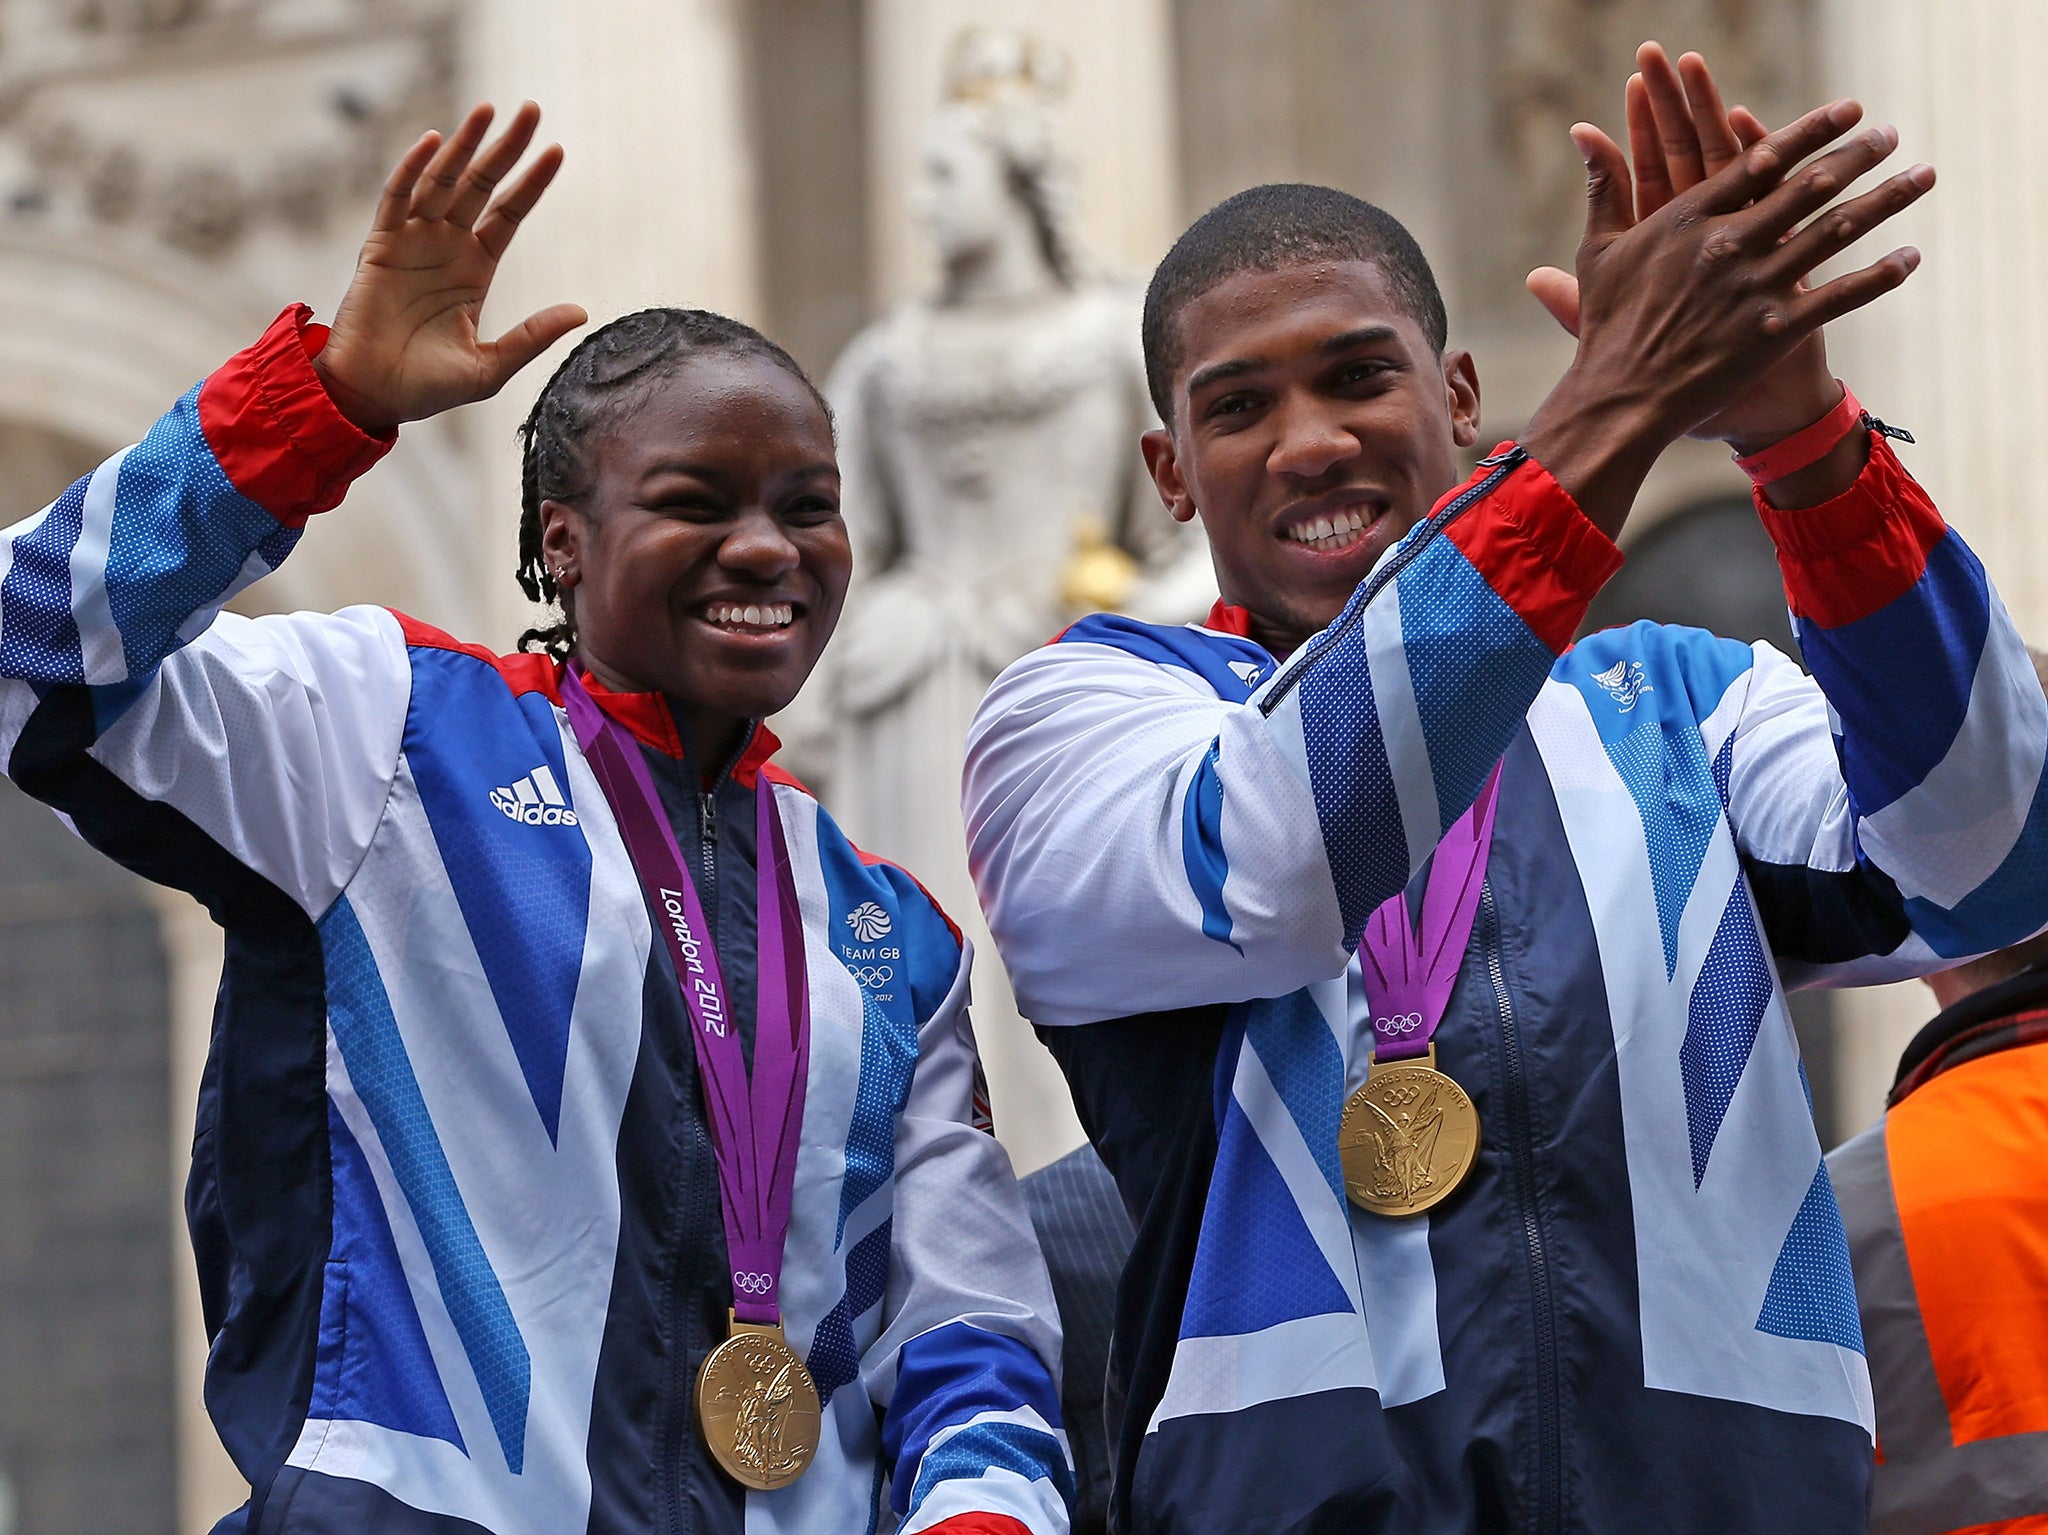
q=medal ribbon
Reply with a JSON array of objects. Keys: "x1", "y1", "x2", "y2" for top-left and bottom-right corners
[
  {"x1": 560, "y1": 666, "x2": 810, "y2": 1326},
  {"x1": 1360, "y1": 764, "x2": 1504, "y2": 1063}
]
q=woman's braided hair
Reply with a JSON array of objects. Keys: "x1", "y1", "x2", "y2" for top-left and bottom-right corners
[{"x1": 515, "y1": 307, "x2": 831, "y2": 658}]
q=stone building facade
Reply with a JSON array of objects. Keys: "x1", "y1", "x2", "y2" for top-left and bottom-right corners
[{"x1": 0, "y1": 3, "x2": 2033, "y2": 1529}]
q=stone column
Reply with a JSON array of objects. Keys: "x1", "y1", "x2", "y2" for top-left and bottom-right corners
[
  {"x1": 1816, "y1": 1, "x2": 2048, "y2": 1141},
  {"x1": 863, "y1": 0, "x2": 1181, "y2": 305},
  {"x1": 463, "y1": 0, "x2": 765, "y2": 651}
]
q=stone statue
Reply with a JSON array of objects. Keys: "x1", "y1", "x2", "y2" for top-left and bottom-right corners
[{"x1": 817, "y1": 28, "x2": 1211, "y2": 1172}]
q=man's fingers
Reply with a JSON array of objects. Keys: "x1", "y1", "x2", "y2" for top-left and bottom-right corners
[
  {"x1": 413, "y1": 102, "x2": 494, "y2": 221},
  {"x1": 1792, "y1": 246, "x2": 1922, "y2": 332},
  {"x1": 1735, "y1": 123, "x2": 1900, "y2": 249},
  {"x1": 475, "y1": 143, "x2": 565, "y2": 263},
  {"x1": 374, "y1": 131, "x2": 440, "y2": 233},
  {"x1": 1677, "y1": 51, "x2": 1743, "y2": 175},
  {"x1": 1626, "y1": 75, "x2": 1676, "y2": 220},
  {"x1": 445, "y1": 101, "x2": 541, "y2": 231},
  {"x1": 1698, "y1": 97, "x2": 1863, "y2": 212},
  {"x1": 1764, "y1": 163, "x2": 1934, "y2": 284},
  {"x1": 1525, "y1": 266, "x2": 1582, "y2": 337},
  {"x1": 481, "y1": 303, "x2": 590, "y2": 395},
  {"x1": 1638, "y1": 42, "x2": 1708, "y2": 191},
  {"x1": 1572, "y1": 122, "x2": 1637, "y2": 251}
]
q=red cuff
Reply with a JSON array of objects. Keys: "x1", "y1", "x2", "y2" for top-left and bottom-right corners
[
  {"x1": 196, "y1": 303, "x2": 396, "y2": 527},
  {"x1": 1443, "y1": 443, "x2": 1625, "y2": 653},
  {"x1": 1754, "y1": 431, "x2": 1947, "y2": 629},
  {"x1": 919, "y1": 1516, "x2": 1035, "y2": 1535}
]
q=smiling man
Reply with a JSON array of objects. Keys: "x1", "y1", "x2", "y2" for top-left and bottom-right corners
[{"x1": 962, "y1": 61, "x2": 2048, "y2": 1535}]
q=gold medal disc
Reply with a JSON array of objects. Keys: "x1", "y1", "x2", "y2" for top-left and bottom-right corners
[
  {"x1": 695, "y1": 1318, "x2": 822, "y2": 1490},
  {"x1": 1339, "y1": 1046, "x2": 1481, "y2": 1216}
]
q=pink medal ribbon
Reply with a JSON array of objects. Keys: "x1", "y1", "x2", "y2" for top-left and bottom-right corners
[
  {"x1": 560, "y1": 666, "x2": 810, "y2": 1327},
  {"x1": 1360, "y1": 764, "x2": 1504, "y2": 1063}
]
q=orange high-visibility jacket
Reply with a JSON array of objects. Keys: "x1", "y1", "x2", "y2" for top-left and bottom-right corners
[{"x1": 1828, "y1": 966, "x2": 2048, "y2": 1535}]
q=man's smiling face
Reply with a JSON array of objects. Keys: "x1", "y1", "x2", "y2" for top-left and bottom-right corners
[{"x1": 1141, "y1": 258, "x2": 1481, "y2": 655}]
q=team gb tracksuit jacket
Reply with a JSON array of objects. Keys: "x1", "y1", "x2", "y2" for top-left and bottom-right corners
[
  {"x1": 964, "y1": 432, "x2": 2048, "y2": 1534},
  {"x1": 0, "y1": 307, "x2": 1072, "y2": 1535}
]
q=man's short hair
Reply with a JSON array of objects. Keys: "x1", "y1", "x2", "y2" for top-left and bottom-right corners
[{"x1": 1141, "y1": 184, "x2": 1450, "y2": 423}]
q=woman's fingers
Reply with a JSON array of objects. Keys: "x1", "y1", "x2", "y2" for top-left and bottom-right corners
[
  {"x1": 412, "y1": 102, "x2": 494, "y2": 222},
  {"x1": 444, "y1": 101, "x2": 541, "y2": 231},
  {"x1": 1524, "y1": 265, "x2": 1582, "y2": 337},
  {"x1": 475, "y1": 142, "x2": 565, "y2": 263},
  {"x1": 373, "y1": 131, "x2": 440, "y2": 233},
  {"x1": 481, "y1": 303, "x2": 590, "y2": 396},
  {"x1": 1730, "y1": 106, "x2": 1770, "y2": 148},
  {"x1": 1765, "y1": 162, "x2": 1934, "y2": 284}
]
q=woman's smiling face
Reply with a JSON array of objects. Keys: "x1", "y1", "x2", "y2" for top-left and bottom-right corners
[{"x1": 541, "y1": 350, "x2": 849, "y2": 756}]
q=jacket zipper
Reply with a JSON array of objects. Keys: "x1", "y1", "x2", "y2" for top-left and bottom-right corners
[{"x1": 1480, "y1": 879, "x2": 1562, "y2": 1535}]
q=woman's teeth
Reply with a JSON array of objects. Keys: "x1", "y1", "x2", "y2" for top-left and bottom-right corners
[
  {"x1": 1286, "y1": 507, "x2": 1372, "y2": 551},
  {"x1": 705, "y1": 602, "x2": 794, "y2": 630}
]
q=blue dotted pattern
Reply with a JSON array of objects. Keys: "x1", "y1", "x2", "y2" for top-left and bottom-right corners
[
  {"x1": 837, "y1": 990, "x2": 910, "y2": 1246},
  {"x1": 1711, "y1": 731, "x2": 1734, "y2": 811},
  {"x1": 1296, "y1": 589, "x2": 1407, "y2": 946},
  {"x1": 1756, "y1": 1160, "x2": 1865, "y2": 1354},
  {"x1": 1398, "y1": 534, "x2": 1557, "y2": 836},
  {"x1": 1801, "y1": 529, "x2": 1989, "y2": 815},
  {"x1": 1243, "y1": 989, "x2": 1346, "y2": 1202},
  {"x1": 1678, "y1": 886, "x2": 1773, "y2": 1186},
  {"x1": 904, "y1": 1419, "x2": 1072, "y2": 1522},
  {"x1": 0, "y1": 476, "x2": 88, "y2": 683},
  {"x1": 404, "y1": 653, "x2": 590, "y2": 1144},
  {"x1": 105, "y1": 387, "x2": 294, "y2": 677},
  {"x1": 1604, "y1": 717, "x2": 1722, "y2": 979},
  {"x1": 1181, "y1": 1095, "x2": 1354, "y2": 1339},
  {"x1": 885, "y1": 1322, "x2": 1068, "y2": 1518},
  {"x1": 805, "y1": 1218, "x2": 892, "y2": 1399},
  {"x1": 319, "y1": 895, "x2": 533, "y2": 1472},
  {"x1": 309, "y1": 1100, "x2": 466, "y2": 1451}
]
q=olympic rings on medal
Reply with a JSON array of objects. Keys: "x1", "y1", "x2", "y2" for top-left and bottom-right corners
[
  {"x1": 732, "y1": 1271, "x2": 774, "y2": 1296},
  {"x1": 1376, "y1": 1012, "x2": 1425, "y2": 1036}
]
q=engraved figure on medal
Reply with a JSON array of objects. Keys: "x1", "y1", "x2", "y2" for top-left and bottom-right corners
[
  {"x1": 697, "y1": 1331, "x2": 823, "y2": 1491},
  {"x1": 1339, "y1": 1060, "x2": 1481, "y2": 1217}
]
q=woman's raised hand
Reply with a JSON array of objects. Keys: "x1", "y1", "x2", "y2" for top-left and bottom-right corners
[{"x1": 313, "y1": 102, "x2": 588, "y2": 437}]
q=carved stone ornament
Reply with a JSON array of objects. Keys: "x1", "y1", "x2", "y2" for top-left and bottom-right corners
[{"x1": 0, "y1": 0, "x2": 456, "y2": 262}]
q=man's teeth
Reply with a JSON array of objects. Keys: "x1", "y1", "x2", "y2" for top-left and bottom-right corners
[
  {"x1": 1286, "y1": 507, "x2": 1372, "y2": 550},
  {"x1": 705, "y1": 602, "x2": 794, "y2": 629}
]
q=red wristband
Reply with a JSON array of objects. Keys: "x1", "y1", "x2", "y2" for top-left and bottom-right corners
[{"x1": 1732, "y1": 384, "x2": 1865, "y2": 486}]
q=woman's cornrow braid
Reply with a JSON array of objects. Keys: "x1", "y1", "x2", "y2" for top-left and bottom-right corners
[{"x1": 510, "y1": 306, "x2": 831, "y2": 660}]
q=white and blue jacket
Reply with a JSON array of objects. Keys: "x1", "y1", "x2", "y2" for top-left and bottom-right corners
[
  {"x1": 0, "y1": 307, "x2": 1071, "y2": 1535},
  {"x1": 964, "y1": 436, "x2": 2048, "y2": 1534}
]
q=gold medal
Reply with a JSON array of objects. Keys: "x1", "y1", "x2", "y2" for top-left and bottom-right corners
[
  {"x1": 695, "y1": 1315, "x2": 822, "y2": 1490},
  {"x1": 1339, "y1": 1045, "x2": 1480, "y2": 1217}
]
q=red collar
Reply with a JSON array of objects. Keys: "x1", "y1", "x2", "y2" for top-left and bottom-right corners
[
  {"x1": 1204, "y1": 599, "x2": 1254, "y2": 638},
  {"x1": 567, "y1": 665, "x2": 782, "y2": 788}
]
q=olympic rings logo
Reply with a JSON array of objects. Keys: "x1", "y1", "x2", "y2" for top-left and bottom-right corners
[
  {"x1": 847, "y1": 965, "x2": 894, "y2": 989},
  {"x1": 1377, "y1": 1012, "x2": 1425, "y2": 1036},
  {"x1": 732, "y1": 1271, "x2": 774, "y2": 1295}
]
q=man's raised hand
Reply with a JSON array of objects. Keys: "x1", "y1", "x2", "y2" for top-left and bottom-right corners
[
  {"x1": 1526, "y1": 45, "x2": 1859, "y2": 453},
  {"x1": 1520, "y1": 87, "x2": 1931, "y2": 536},
  {"x1": 313, "y1": 102, "x2": 588, "y2": 437}
]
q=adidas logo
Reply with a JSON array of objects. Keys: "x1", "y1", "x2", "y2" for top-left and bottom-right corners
[
  {"x1": 489, "y1": 765, "x2": 580, "y2": 827},
  {"x1": 1228, "y1": 660, "x2": 1265, "y2": 688}
]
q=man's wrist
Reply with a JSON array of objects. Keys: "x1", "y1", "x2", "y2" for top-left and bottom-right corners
[
  {"x1": 1722, "y1": 379, "x2": 1850, "y2": 461},
  {"x1": 309, "y1": 346, "x2": 402, "y2": 439},
  {"x1": 1519, "y1": 366, "x2": 1670, "y2": 540}
]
